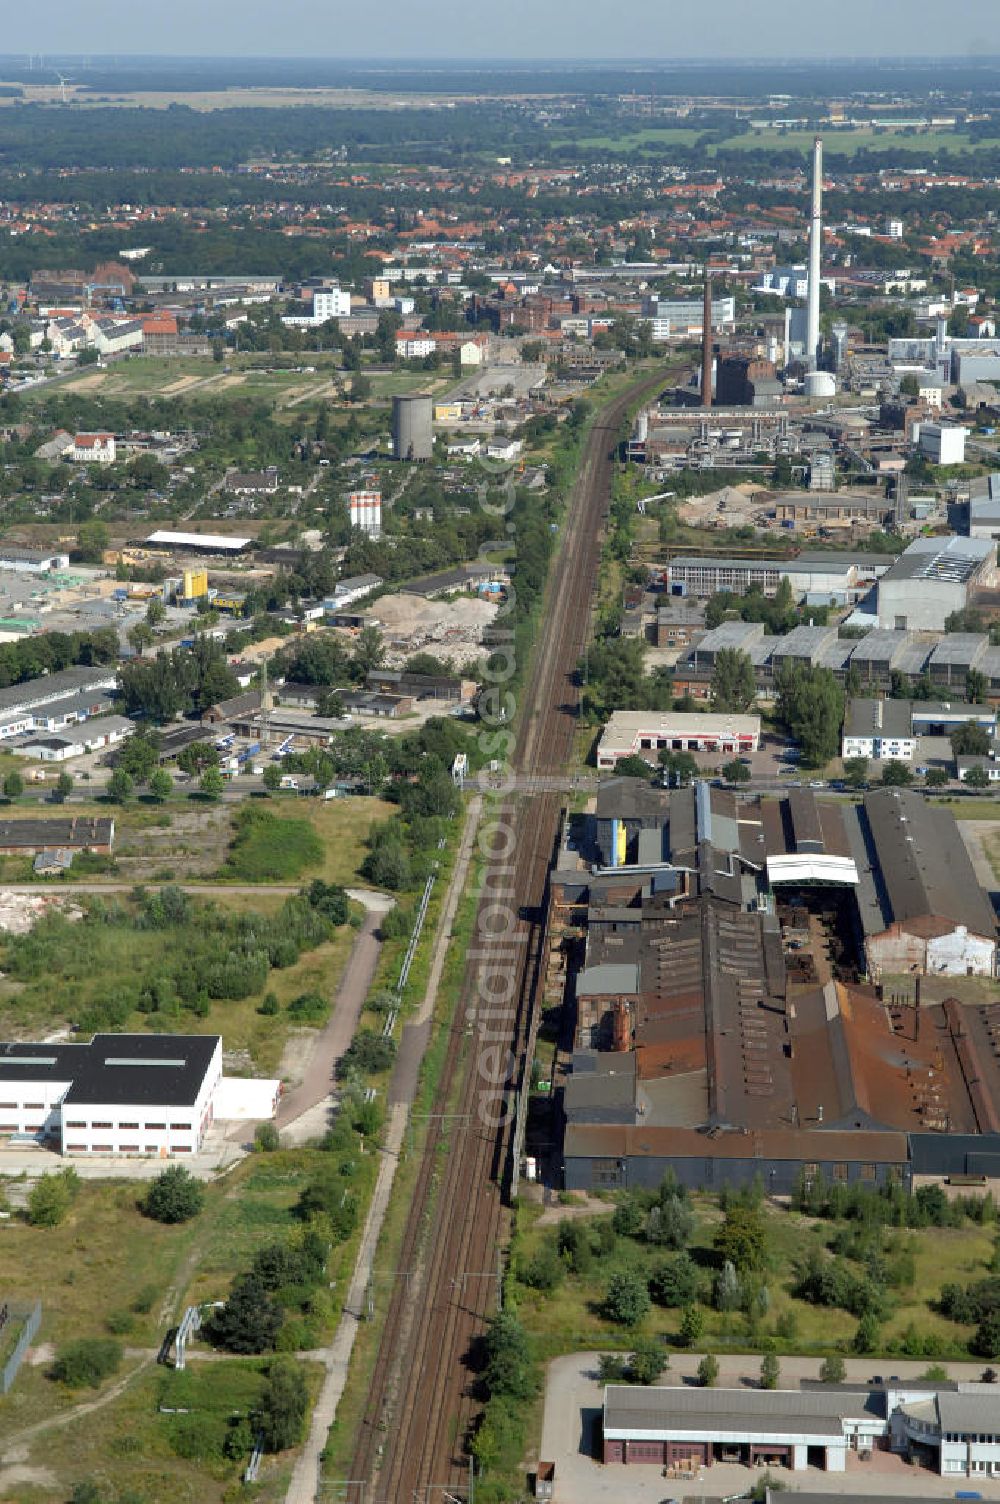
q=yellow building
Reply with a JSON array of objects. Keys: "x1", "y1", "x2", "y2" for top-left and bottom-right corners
[
  {"x1": 182, "y1": 568, "x2": 208, "y2": 600},
  {"x1": 434, "y1": 403, "x2": 463, "y2": 422}
]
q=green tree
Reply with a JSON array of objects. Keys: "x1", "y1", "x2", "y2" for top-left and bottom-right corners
[
  {"x1": 146, "y1": 597, "x2": 166, "y2": 627},
  {"x1": 721, "y1": 759, "x2": 751, "y2": 783},
  {"x1": 76, "y1": 519, "x2": 110, "y2": 563},
  {"x1": 254, "y1": 1356, "x2": 308, "y2": 1451},
  {"x1": 965, "y1": 765, "x2": 991, "y2": 790},
  {"x1": 680, "y1": 1304, "x2": 705, "y2": 1348},
  {"x1": 118, "y1": 733, "x2": 160, "y2": 783},
  {"x1": 629, "y1": 1336, "x2": 667, "y2": 1385},
  {"x1": 483, "y1": 1310, "x2": 536, "y2": 1401},
  {"x1": 711, "y1": 648, "x2": 757, "y2": 713},
  {"x1": 127, "y1": 622, "x2": 155, "y2": 657},
  {"x1": 820, "y1": 1354, "x2": 847, "y2": 1383},
  {"x1": 615, "y1": 754, "x2": 654, "y2": 779},
  {"x1": 659, "y1": 749, "x2": 699, "y2": 785},
  {"x1": 967, "y1": 668, "x2": 988, "y2": 705},
  {"x1": 697, "y1": 1353, "x2": 719, "y2": 1387},
  {"x1": 649, "y1": 1252, "x2": 700, "y2": 1308},
  {"x1": 972, "y1": 1310, "x2": 1000, "y2": 1360},
  {"x1": 54, "y1": 771, "x2": 74, "y2": 802},
  {"x1": 924, "y1": 767, "x2": 949, "y2": 788},
  {"x1": 952, "y1": 722, "x2": 991, "y2": 757},
  {"x1": 853, "y1": 1312, "x2": 881, "y2": 1354},
  {"x1": 200, "y1": 766, "x2": 225, "y2": 800},
  {"x1": 881, "y1": 761, "x2": 914, "y2": 787},
  {"x1": 262, "y1": 763, "x2": 283, "y2": 792},
  {"x1": 715, "y1": 1204, "x2": 768, "y2": 1273},
  {"x1": 149, "y1": 768, "x2": 173, "y2": 801},
  {"x1": 604, "y1": 1268, "x2": 651, "y2": 1327},
  {"x1": 208, "y1": 1274, "x2": 283, "y2": 1354},
  {"x1": 3, "y1": 770, "x2": 23, "y2": 800},
  {"x1": 760, "y1": 1349, "x2": 781, "y2": 1390},
  {"x1": 352, "y1": 624, "x2": 385, "y2": 676},
  {"x1": 107, "y1": 768, "x2": 134, "y2": 804},
  {"x1": 843, "y1": 756, "x2": 869, "y2": 789},
  {"x1": 143, "y1": 1166, "x2": 205, "y2": 1224},
  {"x1": 175, "y1": 741, "x2": 220, "y2": 777},
  {"x1": 774, "y1": 663, "x2": 844, "y2": 767}
]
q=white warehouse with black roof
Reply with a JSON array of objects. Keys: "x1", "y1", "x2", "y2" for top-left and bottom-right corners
[{"x1": 0, "y1": 1034, "x2": 278, "y2": 1156}]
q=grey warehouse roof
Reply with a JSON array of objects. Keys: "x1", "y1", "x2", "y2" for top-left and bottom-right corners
[{"x1": 604, "y1": 1383, "x2": 882, "y2": 1439}]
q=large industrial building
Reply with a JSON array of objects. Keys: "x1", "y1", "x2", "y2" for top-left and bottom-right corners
[
  {"x1": 672, "y1": 618, "x2": 1000, "y2": 703},
  {"x1": 876, "y1": 535, "x2": 994, "y2": 631},
  {"x1": 663, "y1": 551, "x2": 895, "y2": 603},
  {"x1": 556, "y1": 780, "x2": 1000, "y2": 1195},
  {"x1": 602, "y1": 1380, "x2": 1000, "y2": 1478}
]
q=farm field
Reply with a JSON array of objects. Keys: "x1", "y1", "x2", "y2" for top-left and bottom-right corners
[{"x1": 714, "y1": 127, "x2": 981, "y2": 155}]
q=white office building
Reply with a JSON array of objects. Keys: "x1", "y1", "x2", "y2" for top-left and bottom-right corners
[{"x1": 313, "y1": 288, "x2": 352, "y2": 321}]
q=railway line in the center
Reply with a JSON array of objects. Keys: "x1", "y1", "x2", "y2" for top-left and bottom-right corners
[{"x1": 346, "y1": 368, "x2": 666, "y2": 1503}]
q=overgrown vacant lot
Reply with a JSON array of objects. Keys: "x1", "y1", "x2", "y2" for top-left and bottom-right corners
[
  {"x1": 0, "y1": 1143, "x2": 375, "y2": 1502},
  {"x1": 0, "y1": 882, "x2": 357, "y2": 1071},
  {"x1": 511, "y1": 1180, "x2": 998, "y2": 1362}
]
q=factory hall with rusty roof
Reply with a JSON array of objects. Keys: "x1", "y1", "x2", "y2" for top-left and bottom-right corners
[{"x1": 553, "y1": 781, "x2": 1000, "y2": 1194}]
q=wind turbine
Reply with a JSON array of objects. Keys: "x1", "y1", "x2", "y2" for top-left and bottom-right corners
[{"x1": 54, "y1": 71, "x2": 72, "y2": 104}]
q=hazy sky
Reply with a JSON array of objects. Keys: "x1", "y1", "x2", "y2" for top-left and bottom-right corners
[{"x1": 4, "y1": 0, "x2": 1000, "y2": 61}]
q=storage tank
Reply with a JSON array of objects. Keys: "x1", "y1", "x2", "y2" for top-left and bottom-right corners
[
  {"x1": 391, "y1": 394, "x2": 434, "y2": 461},
  {"x1": 804, "y1": 370, "x2": 837, "y2": 399}
]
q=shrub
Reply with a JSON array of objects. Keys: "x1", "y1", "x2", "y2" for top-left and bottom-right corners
[
  {"x1": 338, "y1": 1029, "x2": 396, "y2": 1078},
  {"x1": 520, "y1": 1242, "x2": 564, "y2": 1293},
  {"x1": 819, "y1": 1354, "x2": 846, "y2": 1384},
  {"x1": 698, "y1": 1353, "x2": 719, "y2": 1387},
  {"x1": 105, "y1": 1309, "x2": 135, "y2": 1336},
  {"x1": 259, "y1": 991, "x2": 280, "y2": 1016},
  {"x1": 27, "y1": 1168, "x2": 79, "y2": 1227},
  {"x1": 255, "y1": 1123, "x2": 280, "y2": 1153},
  {"x1": 51, "y1": 1338, "x2": 122, "y2": 1388},
  {"x1": 143, "y1": 1166, "x2": 205, "y2": 1224},
  {"x1": 286, "y1": 990, "x2": 329, "y2": 1025}
]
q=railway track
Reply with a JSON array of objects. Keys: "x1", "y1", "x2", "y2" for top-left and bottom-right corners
[{"x1": 345, "y1": 371, "x2": 665, "y2": 1504}]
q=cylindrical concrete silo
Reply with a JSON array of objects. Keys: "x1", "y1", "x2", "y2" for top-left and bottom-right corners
[{"x1": 392, "y1": 394, "x2": 434, "y2": 461}]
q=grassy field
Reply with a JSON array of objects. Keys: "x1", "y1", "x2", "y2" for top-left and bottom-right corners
[
  {"x1": 0, "y1": 1150, "x2": 347, "y2": 1502},
  {"x1": 511, "y1": 1194, "x2": 994, "y2": 1360},
  {"x1": 292, "y1": 795, "x2": 397, "y2": 887}
]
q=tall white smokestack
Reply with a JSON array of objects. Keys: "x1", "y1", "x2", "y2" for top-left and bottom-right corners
[{"x1": 806, "y1": 136, "x2": 823, "y2": 369}]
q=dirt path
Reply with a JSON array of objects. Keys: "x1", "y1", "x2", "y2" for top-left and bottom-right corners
[{"x1": 276, "y1": 905, "x2": 389, "y2": 1134}]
